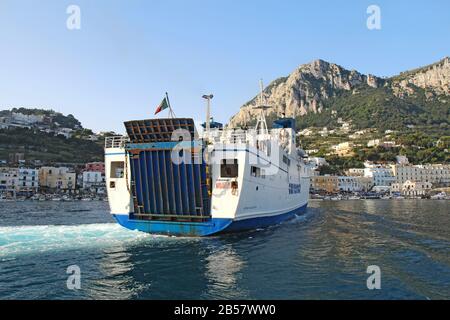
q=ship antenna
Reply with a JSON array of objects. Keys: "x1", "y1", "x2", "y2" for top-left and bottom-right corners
[
  {"x1": 202, "y1": 94, "x2": 214, "y2": 140},
  {"x1": 259, "y1": 79, "x2": 264, "y2": 106},
  {"x1": 255, "y1": 79, "x2": 269, "y2": 135}
]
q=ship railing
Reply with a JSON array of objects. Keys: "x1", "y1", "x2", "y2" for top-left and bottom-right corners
[
  {"x1": 202, "y1": 128, "x2": 283, "y2": 146},
  {"x1": 105, "y1": 136, "x2": 129, "y2": 149},
  {"x1": 202, "y1": 128, "x2": 251, "y2": 144},
  {"x1": 224, "y1": 129, "x2": 249, "y2": 144},
  {"x1": 202, "y1": 128, "x2": 223, "y2": 143}
]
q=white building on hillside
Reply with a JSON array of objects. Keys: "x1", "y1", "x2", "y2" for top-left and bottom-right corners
[
  {"x1": 86, "y1": 134, "x2": 99, "y2": 141},
  {"x1": 367, "y1": 139, "x2": 398, "y2": 148},
  {"x1": 392, "y1": 164, "x2": 450, "y2": 187},
  {"x1": 305, "y1": 149, "x2": 319, "y2": 155},
  {"x1": 332, "y1": 142, "x2": 354, "y2": 157},
  {"x1": 0, "y1": 167, "x2": 18, "y2": 192},
  {"x1": 340, "y1": 122, "x2": 351, "y2": 132},
  {"x1": 367, "y1": 139, "x2": 380, "y2": 147},
  {"x1": 346, "y1": 168, "x2": 365, "y2": 176},
  {"x1": 55, "y1": 128, "x2": 73, "y2": 139},
  {"x1": 17, "y1": 168, "x2": 39, "y2": 193},
  {"x1": 11, "y1": 112, "x2": 44, "y2": 124},
  {"x1": 82, "y1": 171, "x2": 105, "y2": 191},
  {"x1": 391, "y1": 180, "x2": 432, "y2": 197},
  {"x1": 363, "y1": 162, "x2": 395, "y2": 187},
  {"x1": 396, "y1": 155, "x2": 409, "y2": 165},
  {"x1": 319, "y1": 127, "x2": 329, "y2": 137},
  {"x1": 0, "y1": 117, "x2": 11, "y2": 129},
  {"x1": 0, "y1": 167, "x2": 38, "y2": 193},
  {"x1": 337, "y1": 176, "x2": 373, "y2": 192},
  {"x1": 308, "y1": 157, "x2": 328, "y2": 168},
  {"x1": 39, "y1": 167, "x2": 76, "y2": 190},
  {"x1": 349, "y1": 130, "x2": 368, "y2": 139},
  {"x1": 298, "y1": 128, "x2": 314, "y2": 136}
]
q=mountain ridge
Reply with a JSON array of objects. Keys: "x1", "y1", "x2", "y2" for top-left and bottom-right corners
[{"x1": 229, "y1": 57, "x2": 450, "y2": 131}]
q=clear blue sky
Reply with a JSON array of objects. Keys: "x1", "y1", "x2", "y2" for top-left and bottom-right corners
[{"x1": 0, "y1": 0, "x2": 449, "y2": 133}]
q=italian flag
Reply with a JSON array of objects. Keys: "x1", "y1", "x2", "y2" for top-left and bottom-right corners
[{"x1": 154, "y1": 97, "x2": 170, "y2": 115}]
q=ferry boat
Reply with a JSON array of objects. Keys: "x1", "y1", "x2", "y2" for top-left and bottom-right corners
[{"x1": 105, "y1": 89, "x2": 310, "y2": 236}]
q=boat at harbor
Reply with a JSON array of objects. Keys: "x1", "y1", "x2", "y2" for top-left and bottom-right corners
[
  {"x1": 105, "y1": 89, "x2": 310, "y2": 236},
  {"x1": 430, "y1": 192, "x2": 448, "y2": 200}
]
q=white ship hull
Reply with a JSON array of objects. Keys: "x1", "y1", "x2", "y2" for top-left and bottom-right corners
[{"x1": 105, "y1": 117, "x2": 310, "y2": 236}]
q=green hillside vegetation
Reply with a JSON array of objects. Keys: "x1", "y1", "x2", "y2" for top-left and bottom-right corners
[
  {"x1": 295, "y1": 85, "x2": 450, "y2": 132},
  {"x1": 300, "y1": 128, "x2": 449, "y2": 175},
  {"x1": 0, "y1": 128, "x2": 103, "y2": 164}
]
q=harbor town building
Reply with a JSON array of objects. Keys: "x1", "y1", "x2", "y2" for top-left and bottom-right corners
[
  {"x1": 363, "y1": 163, "x2": 396, "y2": 187},
  {"x1": 18, "y1": 168, "x2": 39, "y2": 194},
  {"x1": 0, "y1": 167, "x2": 39, "y2": 196},
  {"x1": 81, "y1": 171, "x2": 106, "y2": 193},
  {"x1": 311, "y1": 175, "x2": 373, "y2": 193},
  {"x1": 39, "y1": 167, "x2": 76, "y2": 191},
  {"x1": 390, "y1": 180, "x2": 433, "y2": 197},
  {"x1": 392, "y1": 164, "x2": 450, "y2": 187}
]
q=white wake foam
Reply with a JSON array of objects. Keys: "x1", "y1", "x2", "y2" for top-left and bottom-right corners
[{"x1": 0, "y1": 223, "x2": 154, "y2": 258}]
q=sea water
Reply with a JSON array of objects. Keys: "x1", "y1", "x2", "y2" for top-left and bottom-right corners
[{"x1": 0, "y1": 200, "x2": 449, "y2": 299}]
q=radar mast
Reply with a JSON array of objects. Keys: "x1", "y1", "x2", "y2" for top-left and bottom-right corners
[{"x1": 254, "y1": 79, "x2": 270, "y2": 135}]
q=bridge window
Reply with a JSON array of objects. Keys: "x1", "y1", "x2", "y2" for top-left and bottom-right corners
[
  {"x1": 221, "y1": 159, "x2": 238, "y2": 178},
  {"x1": 251, "y1": 166, "x2": 261, "y2": 178},
  {"x1": 282, "y1": 155, "x2": 291, "y2": 166},
  {"x1": 110, "y1": 161, "x2": 125, "y2": 178}
]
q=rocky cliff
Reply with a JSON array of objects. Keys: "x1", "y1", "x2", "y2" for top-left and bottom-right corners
[
  {"x1": 229, "y1": 57, "x2": 450, "y2": 129},
  {"x1": 391, "y1": 57, "x2": 450, "y2": 98}
]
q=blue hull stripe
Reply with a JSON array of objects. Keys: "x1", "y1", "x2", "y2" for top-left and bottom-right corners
[{"x1": 113, "y1": 203, "x2": 307, "y2": 237}]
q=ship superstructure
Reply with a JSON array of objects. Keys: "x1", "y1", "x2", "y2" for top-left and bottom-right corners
[{"x1": 105, "y1": 89, "x2": 310, "y2": 236}]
